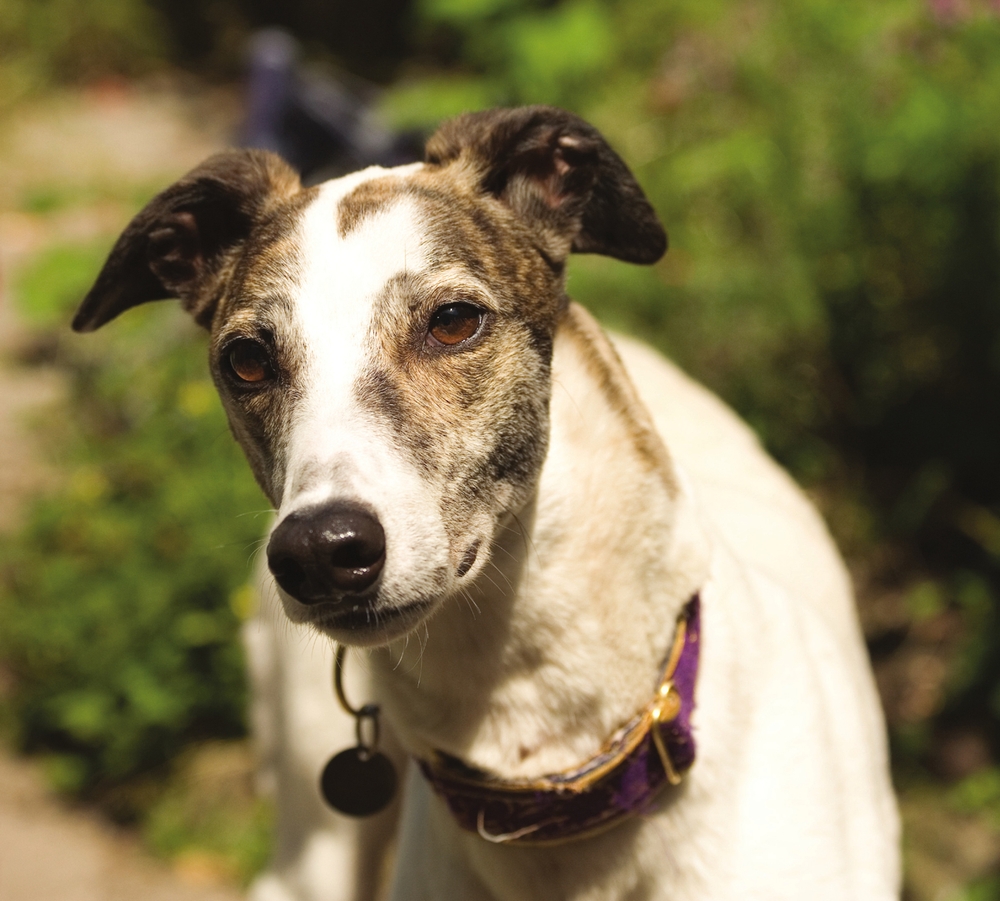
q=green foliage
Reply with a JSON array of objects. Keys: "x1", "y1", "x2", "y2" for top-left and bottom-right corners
[
  {"x1": 0, "y1": 280, "x2": 267, "y2": 800},
  {"x1": 951, "y1": 767, "x2": 1000, "y2": 823},
  {"x1": 0, "y1": 0, "x2": 167, "y2": 106},
  {"x1": 959, "y1": 880, "x2": 1000, "y2": 901},
  {"x1": 13, "y1": 240, "x2": 114, "y2": 327},
  {"x1": 16, "y1": 180, "x2": 172, "y2": 218}
]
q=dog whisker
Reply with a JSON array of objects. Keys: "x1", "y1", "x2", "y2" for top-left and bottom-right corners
[
  {"x1": 413, "y1": 624, "x2": 429, "y2": 686},
  {"x1": 245, "y1": 539, "x2": 269, "y2": 566},
  {"x1": 458, "y1": 585, "x2": 482, "y2": 620},
  {"x1": 236, "y1": 507, "x2": 279, "y2": 519},
  {"x1": 393, "y1": 634, "x2": 411, "y2": 671},
  {"x1": 551, "y1": 374, "x2": 584, "y2": 421},
  {"x1": 508, "y1": 511, "x2": 540, "y2": 569},
  {"x1": 477, "y1": 565, "x2": 514, "y2": 598}
]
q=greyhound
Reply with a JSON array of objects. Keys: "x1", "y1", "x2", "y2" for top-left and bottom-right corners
[{"x1": 74, "y1": 106, "x2": 900, "y2": 901}]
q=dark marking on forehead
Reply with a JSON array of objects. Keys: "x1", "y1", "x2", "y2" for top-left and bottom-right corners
[{"x1": 337, "y1": 176, "x2": 409, "y2": 238}]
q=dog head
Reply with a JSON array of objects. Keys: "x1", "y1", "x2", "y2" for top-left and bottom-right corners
[{"x1": 74, "y1": 106, "x2": 666, "y2": 646}]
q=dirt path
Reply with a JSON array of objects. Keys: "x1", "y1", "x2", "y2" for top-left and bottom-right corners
[
  {"x1": 0, "y1": 752, "x2": 244, "y2": 901},
  {"x1": 0, "y1": 81, "x2": 246, "y2": 901}
]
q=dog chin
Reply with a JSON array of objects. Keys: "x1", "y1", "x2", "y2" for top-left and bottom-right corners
[{"x1": 277, "y1": 589, "x2": 439, "y2": 647}]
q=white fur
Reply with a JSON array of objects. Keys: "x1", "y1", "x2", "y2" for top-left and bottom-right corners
[
  {"x1": 276, "y1": 174, "x2": 454, "y2": 638},
  {"x1": 246, "y1": 165, "x2": 900, "y2": 901}
]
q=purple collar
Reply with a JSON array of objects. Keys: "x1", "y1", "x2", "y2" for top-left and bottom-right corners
[{"x1": 417, "y1": 594, "x2": 701, "y2": 846}]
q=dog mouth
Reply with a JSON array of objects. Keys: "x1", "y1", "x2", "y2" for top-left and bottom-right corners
[{"x1": 304, "y1": 597, "x2": 437, "y2": 644}]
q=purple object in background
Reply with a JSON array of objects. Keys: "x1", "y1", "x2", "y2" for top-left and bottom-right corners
[
  {"x1": 242, "y1": 28, "x2": 421, "y2": 182},
  {"x1": 243, "y1": 29, "x2": 298, "y2": 156}
]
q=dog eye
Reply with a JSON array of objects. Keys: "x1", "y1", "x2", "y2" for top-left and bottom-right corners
[
  {"x1": 226, "y1": 340, "x2": 274, "y2": 384},
  {"x1": 426, "y1": 303, "x2": 484, "y2": 347}
]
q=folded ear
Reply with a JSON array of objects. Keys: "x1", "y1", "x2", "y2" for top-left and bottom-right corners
[
  {"x1": 424, "y1": 106, "x2": 666, "y2": 266},
  {"x1": 72, "y1": 149, "x2": 301, "y2": 332}
]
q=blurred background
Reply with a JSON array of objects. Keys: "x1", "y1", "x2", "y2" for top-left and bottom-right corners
[{"x1": 1, "y1": 0, "x2": 999, "y2": 897}]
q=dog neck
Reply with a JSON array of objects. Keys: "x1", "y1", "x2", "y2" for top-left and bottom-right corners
[{"x1": 370, "y1": 302, "x2": 711, "y2": 780}]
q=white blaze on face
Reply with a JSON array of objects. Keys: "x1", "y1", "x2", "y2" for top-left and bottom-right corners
[{"x1": 277, "y1": 165, "x2": 453, "y2": 616}]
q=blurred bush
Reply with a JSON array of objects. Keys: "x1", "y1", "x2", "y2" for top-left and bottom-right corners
[
  {"x1": 0, "y1": 0, "x2": 418, "y2": 107},
  {"x1": 0, "y1": 247, "x2": 266, "y2": 811},
  {"x1": 0, "y1": 0, "x2": 168, "y2": 106}
]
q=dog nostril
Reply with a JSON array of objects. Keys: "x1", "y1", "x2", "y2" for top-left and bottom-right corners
[
  {"x1": 327, "y1": 534, "x2": 382, "y2": 570},
  {"x1": 267, "y1": 504, "x2": 386, "y2": 604},
  {"x1": 266, "y1": 546, "x2": 328, "y2": 604},
  {"x1": 268, "y1": 553, "x2": 305, "y2": 587},
  {"x1": 456, "y1": 540, "x2": 481, "y2": 578}
]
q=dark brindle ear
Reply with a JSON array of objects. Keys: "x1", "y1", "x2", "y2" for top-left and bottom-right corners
[
  {"x1": 425, "y1": 106, "x2": 666, "y2": 265},
  {"x1": 72, "y1": 149, "x2": 301, "y2": 332}
]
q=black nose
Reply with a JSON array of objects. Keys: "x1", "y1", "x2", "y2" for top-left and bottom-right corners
[{"x1": 267, "y1": 503, "x2": 386, "y2": 603}]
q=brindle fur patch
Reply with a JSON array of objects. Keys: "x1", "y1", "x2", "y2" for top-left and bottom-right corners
[
  {"x1": 559, "y1": 303, "x2": 678, "y2": 490},
  {"x1": 209, "y1": 189, "x2": 318, "y2": 504},
  {"x1": 337, "y1": 176, "x2": 406, "y2": 239}
]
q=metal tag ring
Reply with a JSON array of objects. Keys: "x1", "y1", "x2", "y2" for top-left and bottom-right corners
[{"x1": 355, "y1": 704, "x2": 381, "y2": 754}]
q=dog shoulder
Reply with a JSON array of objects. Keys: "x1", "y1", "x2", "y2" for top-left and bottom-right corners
[{"x1": 612, "y1": 333, "x2": 858, "y2": 632}]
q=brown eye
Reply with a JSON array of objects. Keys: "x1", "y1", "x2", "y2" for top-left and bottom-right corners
[
  {"x1": 427, "y1": 303, "x2": 485, "y2": 347},
  {"x1": 226, "y1": 340, "x2": 274, "y2": 384}
]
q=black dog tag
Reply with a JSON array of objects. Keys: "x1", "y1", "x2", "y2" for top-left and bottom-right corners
[{"x1": 320, "y1": 747, "x2": 397, "y2": 817}]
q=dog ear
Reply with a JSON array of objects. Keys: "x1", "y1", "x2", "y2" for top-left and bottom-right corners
[
  {"x1": 72, "y1": 149, "x2": 301, "y2": 332},
  {"x1": 424, "y1": 106, "x2": 666, "y2": 265}
]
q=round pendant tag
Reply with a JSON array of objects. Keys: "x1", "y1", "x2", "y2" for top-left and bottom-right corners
[{"x1": 320, "y1": 747, "x2": 397, "y2": 817}]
